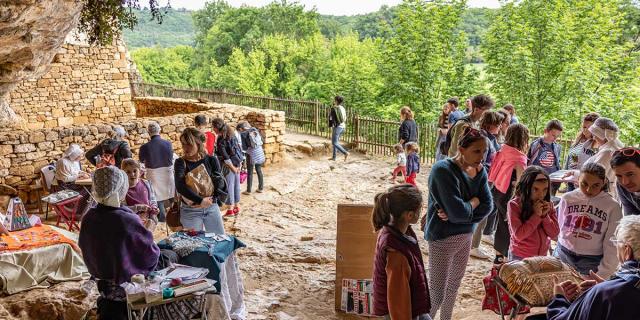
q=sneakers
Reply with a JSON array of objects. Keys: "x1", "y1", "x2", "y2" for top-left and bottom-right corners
[
  {"x1": 233, "y1": 207, "x2": 240, "y2": 214},
  {"x1": 469, "y1": 247, "x2": 491, "y2": 260},
  {"x1": 344, "y1": 152, "x2": 349, "y2": 162},
  {"x1": 481, "y1": 234, "x2": 494, "y2": 246},
  {"x1": 224, "y1": 209, "x2": 237, "y2": 217},
  {"x1": 256, "y1": 189, "x2": 264, "y2": 193},
  {"x1": 242, "y1": 191, "x2": 251, "y2": 195}
]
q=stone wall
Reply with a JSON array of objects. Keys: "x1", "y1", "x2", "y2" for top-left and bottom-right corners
[
  {"x1": 0, "y1": 97, "x2": 285, "y2": 203},
  {"x1": 134, "y1": 97, "x2": 210, "y2": 118},
  {"x1": 8, "y1": 43, "x2": 134, "y2": 129}
]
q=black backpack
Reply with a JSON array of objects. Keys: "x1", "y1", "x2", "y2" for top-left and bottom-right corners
[{"x1": 439, "y1": 116, "x2": 472, "y2": 156}]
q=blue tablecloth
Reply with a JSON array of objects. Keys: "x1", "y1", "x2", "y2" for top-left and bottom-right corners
[{"x1": 157, "y1": 233, "x2": 245, "y2": 292}]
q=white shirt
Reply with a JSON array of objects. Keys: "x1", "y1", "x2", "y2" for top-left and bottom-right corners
[
  {"x1": 337, "y1": 105, "x2": 346, "y2": 128},
  {"x1": 397, "y1": 152, "x2": 407, "y2": 166},
  {"x1": 54, "y1": 158, "x2": 81, "y2": 183}
]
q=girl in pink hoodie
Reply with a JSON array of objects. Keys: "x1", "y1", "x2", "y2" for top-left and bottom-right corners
[{"x1": 507, "y1": 166, "x2": 560, "y2": 260}]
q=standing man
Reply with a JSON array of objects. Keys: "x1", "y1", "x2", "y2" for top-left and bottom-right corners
[
  {"x1": 328, "y1": 95, "x2": 349, "y2": 161},
  {"x1": 139, "y1": 122, "x2": 175, "y2": 222},
  {"x1": 503, "y1": 104, "x2": 519, "y2": 124},
  {"x1": 447, "y1": 94, "x2": 495, "y2": 157},
  {"x1": 447, "y1": 97, "x2": 466, "y2": 127},
  {"x1": 612, "y1": 147, "x2": 640, "y2": 215}
]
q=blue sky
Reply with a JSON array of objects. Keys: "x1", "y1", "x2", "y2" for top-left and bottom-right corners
[{"x1": 165, "y1": 0, "x2": 501, "y2": 15}]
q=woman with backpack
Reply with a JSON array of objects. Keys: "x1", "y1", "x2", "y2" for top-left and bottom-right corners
[
  {"x1": 174, "y1": 128, "x2": 227, "y2": 233},
  {"x1": 237, "y1": 121, "x2": 265, "y2": 194},
  {"x1": 212, "y1": 118, "x2": 244, "y2": 217},
  {"x1": 85, "y1": 126, "x2": 132, "y2": 169},
  {"x1": 328, "y1": 95, "x2": 349, "y2": 161}
]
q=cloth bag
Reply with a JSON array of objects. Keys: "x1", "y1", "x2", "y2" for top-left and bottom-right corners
[{"x1": 498, "y1": 256, "x2": 582, "y2": 306}]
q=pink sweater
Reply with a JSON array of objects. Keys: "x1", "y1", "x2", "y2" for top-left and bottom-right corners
[
  {"x1": 488, "y1": 145, "x2": 528, "y2": 194},
  {"x1": 508, "y1": 198, "x2": 560, "y2": 259}
]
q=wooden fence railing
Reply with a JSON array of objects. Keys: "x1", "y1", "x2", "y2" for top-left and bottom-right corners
[{"x1": 131, "y1": 82, "x2": 573, "y2": 166}]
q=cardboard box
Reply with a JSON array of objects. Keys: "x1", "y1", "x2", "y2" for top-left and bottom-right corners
[{"x1": 334, "y1": 204, "x2": 378, "y2": 313}]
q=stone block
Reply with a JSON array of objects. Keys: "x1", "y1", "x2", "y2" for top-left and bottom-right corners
[
  {"x1": 9, "y1": 165, "x2": 35, "y2": 176},
  {"x1": 15, "y1": 144, "x2": 36, "y2": 153},
  {"x1": 0, "y1": 145, "x2": 13, "y2": 156},
  {"x1": 28, "y1": 132, "x2": 46, "y2": 143},
  {"x1": 46, "y1": 131, "x2": 59, "y2": 141},
  {"x1": 58, "y1": 117, "x2": 74, "y2": 127}
]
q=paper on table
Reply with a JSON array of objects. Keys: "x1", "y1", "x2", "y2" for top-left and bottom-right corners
[
  {"x1": 204, "y1": 233, "x2": 231, "y2": 241},
  {"x1": 163, "y1": 265, "x2": 209, "y2": 281},
  {"x1": 549, "y1": 170, "x2": 576, "y2": 183}
]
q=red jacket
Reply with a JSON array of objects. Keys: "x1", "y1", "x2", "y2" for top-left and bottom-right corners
[
  {"x1": 507, "y1": 198, "x2": 560, "y2": 258},
  {"x1": 204, "y1": 131, "x2": 216, "y2": 156}
]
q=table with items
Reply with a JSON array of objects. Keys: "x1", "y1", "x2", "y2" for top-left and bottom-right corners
[{"x1": 157, "y1": 231, "x2": 247, "y2": 319}]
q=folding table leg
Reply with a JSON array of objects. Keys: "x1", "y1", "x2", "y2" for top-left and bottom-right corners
[{"x1": 495, "y1": 284, "x2": 506, "y2": 320}]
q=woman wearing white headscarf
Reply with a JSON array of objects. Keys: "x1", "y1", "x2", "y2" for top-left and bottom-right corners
[
  {"x1": 571, "y1": 117, "x2": 624, "y2": 196},
  {"x1": 80, "y1": 167, "x2": 193, "y2": 320},
  {"x1": 55, "y1": 144, "x2": 92, "y2": 215},
  {"x1": 79, "y1": 166, "x2": 160, "y2": 319}
]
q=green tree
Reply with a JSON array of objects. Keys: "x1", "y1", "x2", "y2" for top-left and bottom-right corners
[
  {"x1": 379, "y1": 0, "x2": 477, "y2": 122},
  {"x1": 483, "y1": 0, "x2": 640, "y2": 141},
  {"x1": 131, "y1": 46, "x2": 194, "y2": 87}
]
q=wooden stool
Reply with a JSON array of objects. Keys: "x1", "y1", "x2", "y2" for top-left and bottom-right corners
[{"x1": 49, "y1": 195, "x2": 83, "y2": 231}]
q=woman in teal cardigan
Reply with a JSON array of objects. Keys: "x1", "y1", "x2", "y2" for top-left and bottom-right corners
[{"x1": 423, "y1": 127, "x2": 494, "y2": 320}]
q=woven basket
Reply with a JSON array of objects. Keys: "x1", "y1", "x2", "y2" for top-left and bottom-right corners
[{"x1": 498, "y1": 256, "x2": 582, "y2": 306}]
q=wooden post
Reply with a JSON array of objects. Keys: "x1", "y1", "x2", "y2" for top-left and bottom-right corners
[
  {"x1": 354, "y1": 114, "x2": 360, "y2": 149},
  {"x1": 314, "y1": 102, "x2": 320, "y2": 136}
]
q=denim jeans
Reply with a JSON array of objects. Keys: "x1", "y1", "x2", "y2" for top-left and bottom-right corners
[
  {"x1": 179, "y1": 203, "x2": 225, "y2": 234},
  {"x1": 331, "y1": 126, "x2": 348, "y2": 159},
  {"x1": 554, "y1": 244, "x2": 603, "y2": 275},
  {"x1": 225, "y1": 171, "x2": 241, "y2": 205},
  {"x1": 247, "y1": 162, "x2": 264, "y2": 192}
]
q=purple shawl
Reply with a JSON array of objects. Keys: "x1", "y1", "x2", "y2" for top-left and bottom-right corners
[{"x1": 79, "y1": 204, "x2": 160, "y2": 284}]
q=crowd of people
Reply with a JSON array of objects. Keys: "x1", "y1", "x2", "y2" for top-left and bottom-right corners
[
  {"x1": 372, "y1": 94, "x2": 640, "y2": 320},
  {"x1": 49, "y1": 115, "x2": 266, "y2": 319}
]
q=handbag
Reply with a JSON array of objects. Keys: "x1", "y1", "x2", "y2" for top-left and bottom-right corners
[
  {"x1": 239, "y1": 161, "x2": 248, "y2": 184},
  {"x1": 482, "y1": 265, "x2": 530, "y2": 315},
  {"x1": 166, "y1": 199, "x2": 182, "y2": 232}
]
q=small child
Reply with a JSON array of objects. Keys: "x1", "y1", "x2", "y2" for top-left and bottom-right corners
[
  {"x1": 507, "y1": 166, "x2": 560, "y2": 261},
  {"x1": 391, "y1": 144, "x2": 407, "y2": 183},
  {"x1": 371, "y1": 184, "x2": 431, "y2": 319},
  {"x1": 121, "y1": 159, "x2": 160, "y2": 232},
  {"x1": 405, "y1": 142, "x2": 420, "y2": 187},
  {"x1": 555, "y1": 163, "x2": 622, "y2": 279},
  {"x1": 527, "y1": 119, "x2": 563, "y2": 195}
]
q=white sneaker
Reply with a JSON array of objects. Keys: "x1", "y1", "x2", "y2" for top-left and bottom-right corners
[
  {"x1": 481, "y1": 234, "x2": 494, "y2": 246},
  {"x1": 470, "y1": 247, "x2": 491, "y2": 260}
]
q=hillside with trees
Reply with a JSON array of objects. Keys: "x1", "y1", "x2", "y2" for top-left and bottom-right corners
[{"x1": 127, "y1": 0, "x2": 640, "y2": 141}]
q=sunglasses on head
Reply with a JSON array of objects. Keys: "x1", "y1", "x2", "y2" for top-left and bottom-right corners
[
  {"x1": 463, "y1": 127, "x2": 483, "y2": 138},
  {"x1": 614, "y1": 147, "x2": 640, "y2": 158}
]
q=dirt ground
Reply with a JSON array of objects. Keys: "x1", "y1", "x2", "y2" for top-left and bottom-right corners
[{"x1": 232, "y1": 133, "x2": 501, "y2": 320}]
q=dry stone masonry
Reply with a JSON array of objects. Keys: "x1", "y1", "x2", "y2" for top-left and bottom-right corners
[
  {"x1": 0, "y1": 97, "x2": 285, "y2": 203},
  {"x1": 9, "y1": 43, "x2": 135, "y2": 129}
]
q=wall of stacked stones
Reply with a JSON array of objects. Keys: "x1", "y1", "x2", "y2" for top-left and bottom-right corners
[
  {"x1": 0, "y1": 97, "x2": 285, "y2": 203},
  {"x1": 8, "y1": 43, "x2": 134, "y2": 129}
]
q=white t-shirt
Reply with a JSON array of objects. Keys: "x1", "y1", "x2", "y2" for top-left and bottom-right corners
[
  {"x1": 337, "y1": 105, "x2": 346, "y2": 128},
  {"x1": 397, "y1": 152, "x2": 407, "y2": 166}
]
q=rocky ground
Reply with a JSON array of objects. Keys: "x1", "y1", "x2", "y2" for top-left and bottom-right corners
[{"x1": 1, "y1": 133, "x2": 511, "y2": 320}]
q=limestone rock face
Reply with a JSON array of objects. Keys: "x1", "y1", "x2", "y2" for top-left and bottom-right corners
[{"x1": 0, "y1": 0, "x2": 83, "y2": 126}]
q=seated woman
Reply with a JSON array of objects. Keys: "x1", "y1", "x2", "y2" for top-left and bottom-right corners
[
  {"x1": 121, "y1": 159, "x2": 159, "y2": 232},
  {"x1": 79, "y1": 167, "x2": 169, "y2": 320},
  {"x1": 55, "y1": 144, "x2": 92, "y2": 216},
  {"x1": 548, "y1": 215, "x2": 640, "y2": 320}
]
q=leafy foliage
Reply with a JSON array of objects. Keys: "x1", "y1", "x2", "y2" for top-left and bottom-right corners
[
  {"x1": 483, "y1": 0, "x2": 640, "y2": 142},
  {"x1": 77, "y1": 0, "x2": 165, "y2": 45}
]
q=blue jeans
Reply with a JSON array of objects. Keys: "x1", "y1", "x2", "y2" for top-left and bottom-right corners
[
  {"x1": 225, "y1": 171, "x2": 241, "y2": 205},
  {"x1": 179, "y1": 203, "x2": 224, "y2": 234},
  {"x1": 331, "y1": 126, "x2": 348, "y2": 159},
  {"x1": 554, "y1": 244, "x2": 602, "y2": 275}
]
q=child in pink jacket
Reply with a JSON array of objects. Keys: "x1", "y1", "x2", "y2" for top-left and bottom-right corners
[{"x1": 508, "y1": 166, "x2": 560, "y2": 260}]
